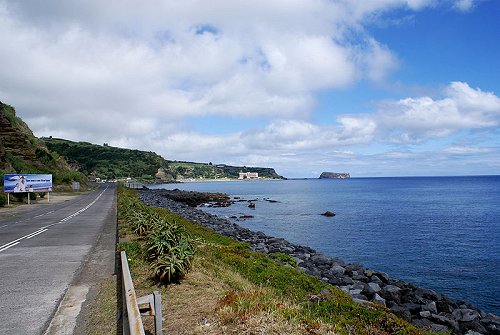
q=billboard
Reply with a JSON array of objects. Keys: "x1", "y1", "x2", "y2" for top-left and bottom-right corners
[{"x1": 3, "y1": 174, "x2": 53, "y2": 193}]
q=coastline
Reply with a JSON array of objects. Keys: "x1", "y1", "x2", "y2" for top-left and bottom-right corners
[
  {"x1": 174, "y1": 177, "x2": 286, "y2": 183},
  {"x1": 137, "y1": 189, "x2": 500, "y2": 335}
]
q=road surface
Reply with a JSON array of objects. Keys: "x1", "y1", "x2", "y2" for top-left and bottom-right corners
[{"x1": 0, "y1": 184, "x2": 117, "y2": 334}]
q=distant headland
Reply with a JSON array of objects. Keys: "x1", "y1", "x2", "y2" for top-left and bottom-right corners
[{"x1": 319, "y1": 172, "x2": 351, "y2": 179}]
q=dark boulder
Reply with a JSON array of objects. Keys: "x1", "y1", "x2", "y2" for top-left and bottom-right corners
[{"x1": 452, "y1": 308, "x2": 481, "y2": 322}]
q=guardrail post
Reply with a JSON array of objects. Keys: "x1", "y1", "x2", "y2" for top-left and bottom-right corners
[
  {"x1": 153, "y1": 291, "x2": 163, "y2": 335},
  {"x1": 121, "y1": 251, "x2": 146, "y2": 335},
  {"x1": 121, "y1": 251, "x2": 163, "y2": 335}
]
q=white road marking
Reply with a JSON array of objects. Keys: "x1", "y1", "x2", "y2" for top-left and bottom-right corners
[
  {"x1": 0, "y1": 224, "x2": 8, "y2": 229},
  {"x1": 26, "y1": 229, "x2": 48, "y2": 239},
  {"x1": 0, "y1": 242, "x2": 19, "y2": 253},
  {"x1": 0, "y1": 187, "x2": 108, "y2": 254}
]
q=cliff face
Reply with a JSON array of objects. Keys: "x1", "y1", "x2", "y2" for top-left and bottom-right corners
[
  {"x1": 0, "y1": 102, "x2": 77, "y2": 178},
  {"x1": 319, "y1": 172, "x2": 350, "y2": 179},
  {"x1": 1, "y1": 103, "x2": 36, "y2": 170}
]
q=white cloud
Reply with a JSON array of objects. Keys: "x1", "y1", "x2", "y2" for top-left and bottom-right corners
[
  {"x1": 1, "y1": 0, "x2": 437, "y2": 130},
  {"x1": 141, "y1": 81, "x2": 500, "y2": 175},
  {"x1": 443, "y1": 146, "x2": 494, "y2": 154},
  {"x1": 361, "y1": 39, "x2": 399, "y2": 82},
  {"x1": 453, "y1": 0, "x2": 476, "y2": 12},
  {"x1": 372, "y1": 82, "x2": 500, "y2": 143},
  {"x1": 0, "y1": 1, "x2": 496, "y2": 177}
]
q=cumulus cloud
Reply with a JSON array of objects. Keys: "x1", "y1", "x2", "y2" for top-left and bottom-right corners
[
  {"x1": 144, "y1": 81, "x2": 500, "y2": 175},
  {"x1": 0, "y1": 1, "x2": 496, "y2": 177},
  {"x1": 224, "y1": 82, "x2": 499, "y2": 155},
  {"x1": 0, "y1": 0, "x2": 444, "y2": 133},
  {"x1": 453, "y1": 0, "x2": 476, "y2": 12},
  {"x1": 371, "y1": 82, "x2": 500, "y2": 143}
]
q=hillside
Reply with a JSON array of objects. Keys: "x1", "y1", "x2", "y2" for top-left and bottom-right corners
[
  {"x1": 43, "y1": 138, "x2": 283, "y2": 181},
  {"x1": 169, "y1": 161, "x2": 283, "y2": 180},
  {"x1": 43, "y1": 138, "x2": 175, "y2": 181},
  {"x1": 0, "y1": 102, "x2": 85, "y2": 205}
]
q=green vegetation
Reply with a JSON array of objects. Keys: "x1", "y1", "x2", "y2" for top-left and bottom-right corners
[
  {"x1": 0, "y1": 168, "x2": 5, "y2": 207},
  {"x1": 43, "y1": 137, "x2": 173, "y2": 180},
  {"x1": 270, "y1": 252, "x2": 298, "y2": 267},
  {"x1": 118, "y1": 186, "x2": 195, "y2": 283},
  {"x1": 44, "y1": 137, "x2": 284, "y2": 181},
  {"x1": 170, "y1": 161, "x2": 283, "y2": 179},
  {"x1": 1, "y1": 102, "x2": 25, "y2": 129},
  {"x1": 117, "y1": 187, "x2": 431, "y2": 335}
]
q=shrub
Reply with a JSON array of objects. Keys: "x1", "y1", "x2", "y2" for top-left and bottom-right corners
[
  {"x1": 118, "y1": 186, "x2": 196, "y2": 284},
  {"x1": 12, "y1": 193, "x2": 27, "y2": 202},
  {"x1": 0, "y1": 193, "x2": 5, "y2": 207},
  {"x1": 270, "y1": 252, "x2": 297, "y2": 267}
]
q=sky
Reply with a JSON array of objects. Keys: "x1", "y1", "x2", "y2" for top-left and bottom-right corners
[{"x1": 0, "y1": 0, "x2": 499, "y2": 178}]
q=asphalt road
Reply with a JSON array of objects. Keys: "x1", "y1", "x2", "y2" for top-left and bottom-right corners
[{"x1": 0, "y1": 184, "x2": 117, "y2": 335}]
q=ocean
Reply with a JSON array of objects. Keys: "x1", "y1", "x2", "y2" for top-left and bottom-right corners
[{"x1": 150, "y1": 176, "x2": 500, "y2": 314}]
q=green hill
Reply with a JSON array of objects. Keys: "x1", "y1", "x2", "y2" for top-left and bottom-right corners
[
  {"x1": 169, "y1": 161, "x2": 282, "y2": 180},
  {"x1": 43, "y1": 137, "x2": 175, "y2": 181},
  {"x1": 43, "y1": 139, "x2": 284, "y2": 181}
]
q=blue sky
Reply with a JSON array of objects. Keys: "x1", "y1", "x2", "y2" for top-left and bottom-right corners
[{"x1": 0, "y1": 0, "x2": 499, "y2": 177}]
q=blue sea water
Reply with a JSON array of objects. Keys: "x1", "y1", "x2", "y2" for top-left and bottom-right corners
[{"x1": 151, "y1": 176, "x2": 500, "y2": 314}]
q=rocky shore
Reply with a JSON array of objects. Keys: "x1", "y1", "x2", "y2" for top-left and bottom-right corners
[{"x1": 137, "y1": 189, "x2": 499, "y2": 335}]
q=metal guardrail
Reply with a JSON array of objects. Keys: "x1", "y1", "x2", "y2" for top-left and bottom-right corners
[
  {"x1": 121, "y1": 251, "x2": 163, "y2": 335},
  {"x1": 123, "y1": 182, "x2": 145, "y2": 189}
]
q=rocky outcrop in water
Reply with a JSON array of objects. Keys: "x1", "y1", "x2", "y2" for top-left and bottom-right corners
[
  {"x1": 152, "y1": 189, "x2": 230, "y2": 207},
  {"x1": 138, "y1": 189, "x2": 500, "y2": 335},
  {"x1": 319, "y1": 172, "x2": 350, "y2": 179}
]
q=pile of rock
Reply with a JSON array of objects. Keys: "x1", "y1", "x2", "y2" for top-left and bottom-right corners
[
  {"x1": 138, "y1": 189, "x2": 499, "y2": 335},
  {"x1": 152, "y1": 189, "x2": 230, "y2": 207}
]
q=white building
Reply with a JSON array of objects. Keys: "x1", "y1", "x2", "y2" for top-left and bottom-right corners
[{"x1": 238, "y1": 172, "x2": 259, "y2": 179}]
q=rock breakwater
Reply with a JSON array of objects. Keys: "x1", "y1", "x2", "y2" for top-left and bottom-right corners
[{"x1": 138, "y1": 189, "x2": 499, "y2": 335}]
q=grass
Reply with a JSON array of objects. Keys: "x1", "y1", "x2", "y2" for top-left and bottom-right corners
[
  {"x1": 116, "y1": 186, "x2": 440, "y2": 335},
  {"x1": 84, "y1": 278, "x2": 119, "y2": 335}
]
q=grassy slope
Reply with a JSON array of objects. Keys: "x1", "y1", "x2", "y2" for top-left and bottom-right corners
[
  {"x1": 104, "y1": 187, "x2": 436, "y2": 335},
  {"x1": 43, "y1": 137, "x2": 283, "y2": 180},
  {"x1": 43, "y1": 137, "x2": 173, "y2": 180}
]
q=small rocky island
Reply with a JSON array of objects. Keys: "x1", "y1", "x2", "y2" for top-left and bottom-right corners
[{"x1": 320, "y1": 172, "x2": 351, "y2": 179}]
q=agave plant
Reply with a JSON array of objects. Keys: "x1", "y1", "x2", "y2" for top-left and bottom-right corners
[
  {"x1": 150, "y1": 241, "x2": 195, "y2": 283},
  {"x1": 118, "y1": 186, "x2": 196, "y2": 284},
  {"x1": 134, "y1": 215, "x2": 151, "y2": 236}
]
